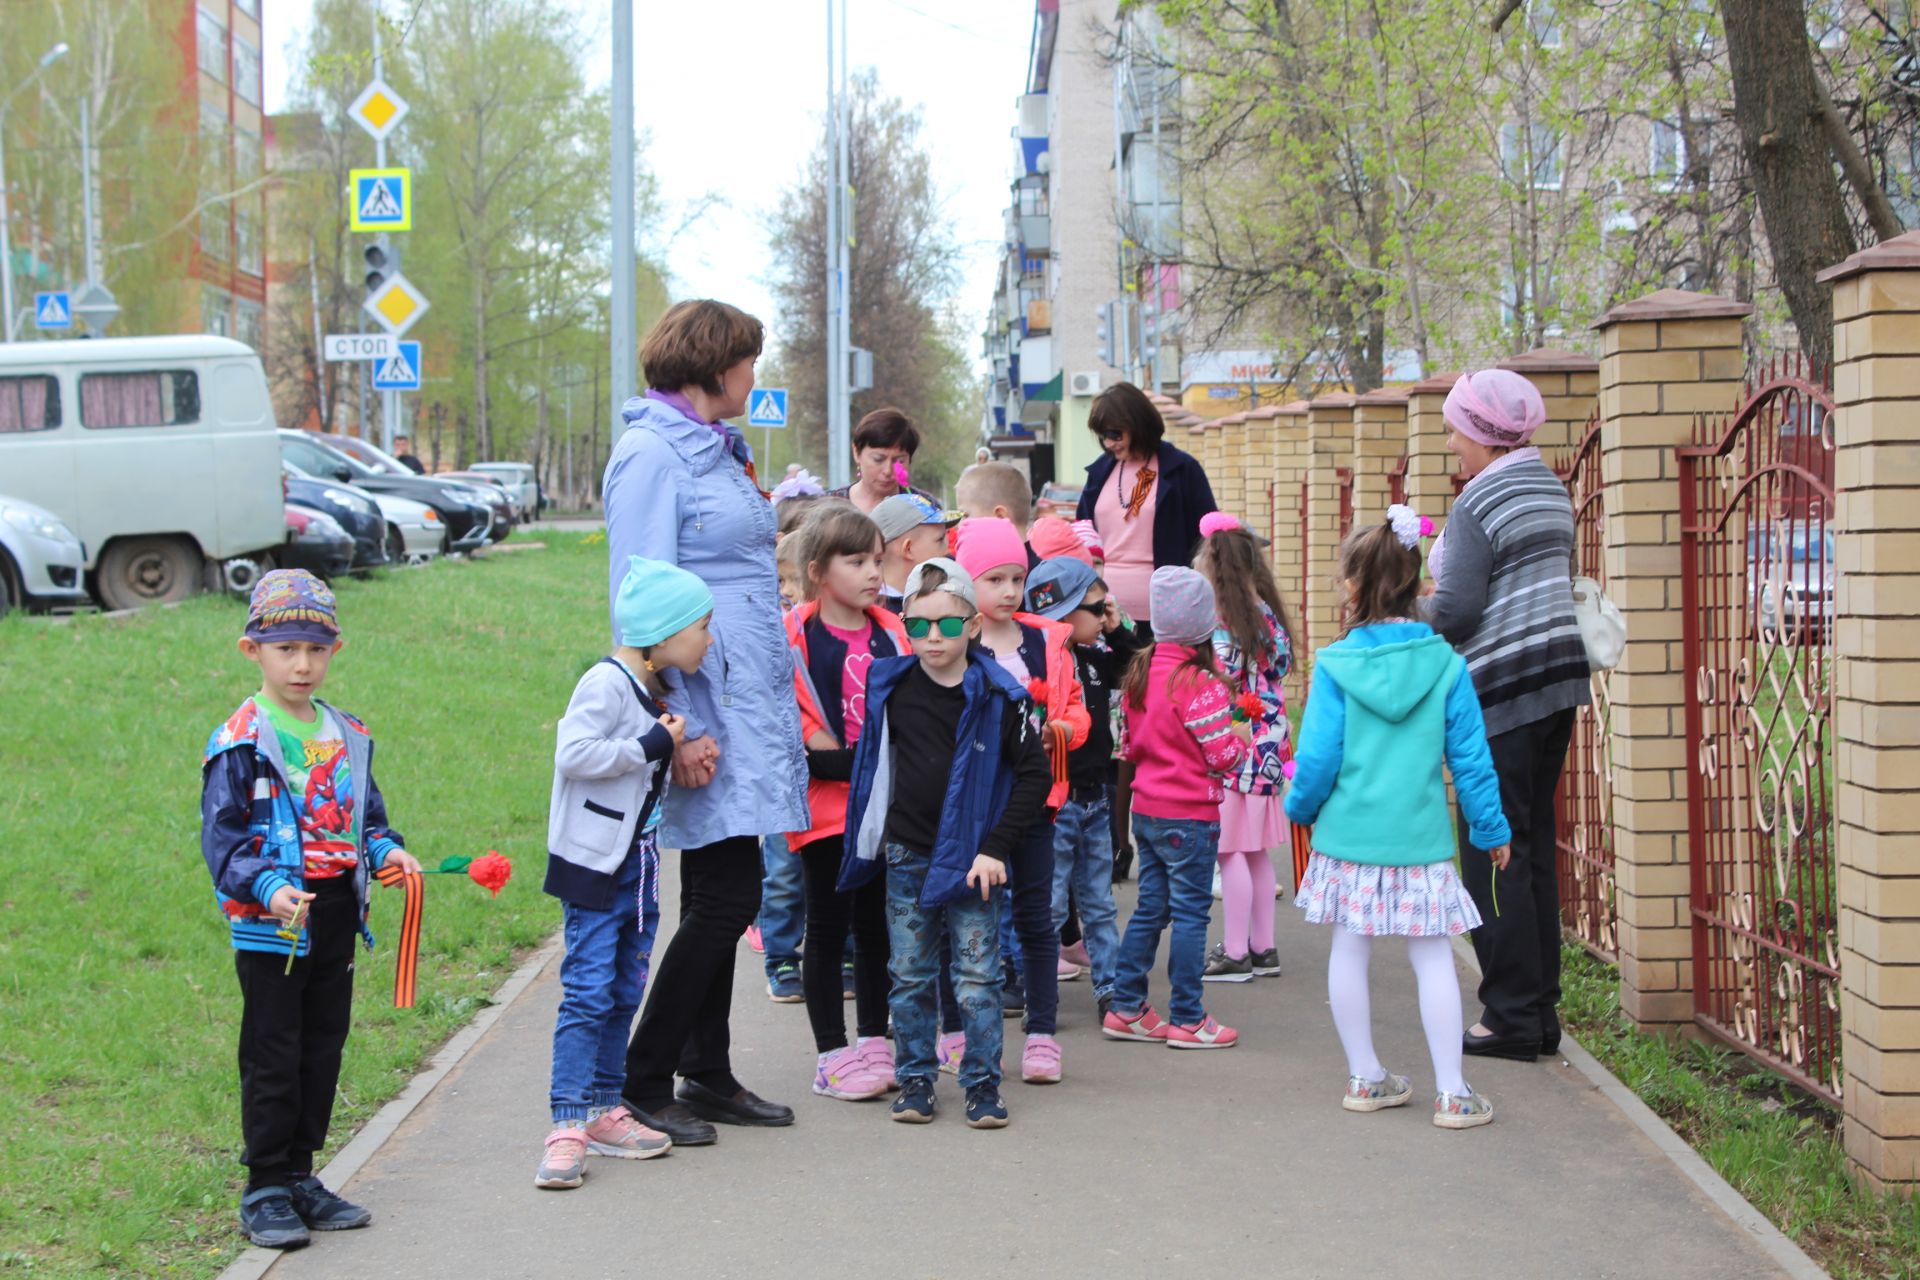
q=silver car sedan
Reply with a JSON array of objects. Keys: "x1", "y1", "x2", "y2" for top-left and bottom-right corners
[{"x1": 0, "y1": 494, "x2": 87, "y2": 616}]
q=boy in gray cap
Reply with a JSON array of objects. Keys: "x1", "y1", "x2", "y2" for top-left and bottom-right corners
[{"x1": 870, "y1": 493, "x2": 959, "y2": 613}]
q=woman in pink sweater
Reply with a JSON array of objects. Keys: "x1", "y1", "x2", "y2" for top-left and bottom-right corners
[{"x1": 1100, "y1": 567, "x2": 1252, "y2": 1049}]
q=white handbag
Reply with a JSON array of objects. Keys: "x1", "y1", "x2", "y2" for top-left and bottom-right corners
[{"x1": 1571, "y1": 577, "x2": 1626, "y2": 671}]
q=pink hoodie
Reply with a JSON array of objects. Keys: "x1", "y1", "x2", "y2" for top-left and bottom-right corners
[{"x1": 1125, "y1": 644, "x2": 1248, "y2": 821}]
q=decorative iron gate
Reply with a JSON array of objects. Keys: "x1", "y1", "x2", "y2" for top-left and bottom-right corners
[
  {"x1": 1388, "y1": 454, "x2": 1408, "y2": 506},
  {"x1": 1337, "y1": 466, "x2": 1354, "y2": 539},
  {"x1": 1677, "y1": 356, "x2": 1841, "y2": 1103},
  {"x1": 1554, "y1": 417, "x2": 1617, "y2": 959},
  {"x1": 1298, "y1": 479, "x2": 1311, "y2": 652}
]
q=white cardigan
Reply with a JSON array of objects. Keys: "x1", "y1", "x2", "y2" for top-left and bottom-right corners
[{"x1": 545, "y1": 658, "x2": 675, "y2": 908}]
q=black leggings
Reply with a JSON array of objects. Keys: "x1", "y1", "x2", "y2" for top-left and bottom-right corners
[{"x1": 799, "y1": 836, "x2": 890, "y2": 1053}]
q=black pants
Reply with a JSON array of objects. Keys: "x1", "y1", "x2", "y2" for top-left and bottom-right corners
[
  {"x1": 1458, "y1": 708, "x2": 1576, "y2": 1041},
  {"x1": 623, "y1": 835, "x2": 762, "y2": 1110},
  {"x1": 798, "y1": 836, "x2": 890, "y2": 1053},
  {"x1": 234, "y1": 876, "x2": 357, "y2": 1190}
]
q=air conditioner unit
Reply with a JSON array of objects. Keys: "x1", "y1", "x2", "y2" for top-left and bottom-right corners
[{"x1": 1068, "y1": 370, "x2": 1101, "y2": 397}]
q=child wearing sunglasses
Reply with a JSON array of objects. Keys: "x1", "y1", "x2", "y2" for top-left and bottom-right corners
[{"x1": 834, "y1": 558, "x2": 1052, "y2": 1128}]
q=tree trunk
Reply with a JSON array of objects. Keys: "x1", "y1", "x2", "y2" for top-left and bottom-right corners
[
  {"x1": 1720, "y1": 0, "x2": 1855, "y2": 366},
  {"x1": 472, "y1": 265, "x2": 492, "y2": 462}
]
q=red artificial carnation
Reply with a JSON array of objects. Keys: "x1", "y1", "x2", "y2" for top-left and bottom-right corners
[
  {"x1": 468, "y1": 851, "x2": 514, "y2": 897},
  {"x1": 1026, "y1": 677, "x2": 1050, "y2": 706},
  {"x1": 1233, "y1": 691, "x2": 1265, "y2": 722}
]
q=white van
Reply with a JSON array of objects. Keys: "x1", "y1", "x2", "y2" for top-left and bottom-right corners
[{"x1": 0, "y1": 335, "x2": 284, "y2": 610}]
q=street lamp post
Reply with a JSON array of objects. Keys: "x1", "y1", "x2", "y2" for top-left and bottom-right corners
[{"x1": 0, "y1": 41, "x2": 70, "y2": 342}]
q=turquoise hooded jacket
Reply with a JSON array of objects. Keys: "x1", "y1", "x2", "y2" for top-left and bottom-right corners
[{"x1": 1283, "y1": 622, "x2": 1512, "y2": 866}]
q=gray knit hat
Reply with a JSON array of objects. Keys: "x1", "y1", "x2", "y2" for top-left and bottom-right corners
[{"x1": 1149, "y1": 566, "x2": 1217, "y2": 646}]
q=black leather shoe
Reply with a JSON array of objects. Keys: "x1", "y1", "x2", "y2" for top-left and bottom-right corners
[
  {"x1": 1112, "y1": 845, "x2": 1134, "y2": 883},
  {"x1": 624, "y1": 1100, "x2": 718, "y2": 1146},
  {"x1": 1540, "y1": 1011, "x2": 1563, "y2": 1058},
  {"x1": 675, "y1": 1079, "x2": 795, "y2": 1127},
  {"x1": 1463, "y1": 1028, "x2": 1541, "y2": 1062}
]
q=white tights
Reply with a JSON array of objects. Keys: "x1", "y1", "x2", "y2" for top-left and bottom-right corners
[{"x1": 1326, "y1": 929, "x2": 1468, "y2": 1096}]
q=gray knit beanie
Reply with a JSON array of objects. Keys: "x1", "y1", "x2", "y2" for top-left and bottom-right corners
[{"x1": 1149, "y1": 566, "x2": 1217, "y2": 646}]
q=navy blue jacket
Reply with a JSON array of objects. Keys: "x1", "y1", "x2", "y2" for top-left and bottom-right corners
[{"x1": 1076, "y1": 441, "x2": 1218, "y2": 574}]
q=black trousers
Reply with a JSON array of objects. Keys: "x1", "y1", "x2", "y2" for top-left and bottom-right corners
[
  {"x1": 798, "y1": 836, "x2": 890, "y2": 1053},
  {"x1": 1457, "y1": 707, "x2": 1576, "y2": 1041},
  {"x1": 623, "y1": 835, "x2": 762, "y2": 1110},
  {"x1": 234, "y1": 875, "x2": 357, "y2": 1190}
]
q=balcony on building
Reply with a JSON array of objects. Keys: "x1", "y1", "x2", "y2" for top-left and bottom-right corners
[
  {"x1": 1015, "y1": 174, "x2": 1050, "y2": 257},
  {"x1": 1017, "y1": 92, "x2": 1049, "y2": 176}
]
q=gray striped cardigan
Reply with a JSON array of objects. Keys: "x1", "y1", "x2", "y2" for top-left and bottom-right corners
[{"x1": 1424, "y1": 456, "x2": 1590, "y2": 738}]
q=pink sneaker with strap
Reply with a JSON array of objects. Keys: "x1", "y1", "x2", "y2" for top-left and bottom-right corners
[
  {"x1": 1101, "y1": 1005, "x2": 1169, "y2": 1042},
  {"x1": 534, "y1": 1127, "x2": 589, "y2": 1189},
  {"x1": 1021, "y1": 1033, "x2": 1063, "y2": 1083},
  {"x1": 1163, "y1": 1016, "x2": 1239, "y2": 1050},
  {"x1": 813, "y1": 1045, "x2": 890, "y2": 1100},
  {"x1": 584, "y1": 1105, "x2": 673, "y2": 1158},
  {"x1": 857, "y1": 1036, "x2": 899, "y2": 1091},
  {"x1": 937, "y1": 1030, "x2": 966, "y2": 1075}
]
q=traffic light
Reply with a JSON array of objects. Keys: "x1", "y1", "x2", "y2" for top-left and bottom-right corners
[
  {"x1": 364, "y1": 235, "x2": 400, "y2": 296},
  {"x1": 1141, "y1": 301, "x2": 1160, "y2": 364},
  {"x1": 1095, "y1": 302, "x2": 1113, "y2": 365}
]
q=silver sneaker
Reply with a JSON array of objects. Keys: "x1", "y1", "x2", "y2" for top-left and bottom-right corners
[
  {"x1": 1201, "y1": 943, "x2": 1254, "y2": 983},
  {"x1": 1433, "y1": 1089, "x2": 1495, "y2": 1129},
  {"x1": 1249, "y1": 947, "x2": 1282, "y2": 977},
  {"x1": 1341, "y1": 1071, "x2": 1413, "y2": 1113}
]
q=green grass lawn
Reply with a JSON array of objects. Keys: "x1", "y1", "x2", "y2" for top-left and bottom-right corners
[{"x1": 0, "y1": 533, "x2": 608, "y2": 1278}]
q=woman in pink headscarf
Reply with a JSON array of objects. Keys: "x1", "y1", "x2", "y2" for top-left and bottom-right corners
[{"x1": 1423, "y1": 368, "x2": 1589, "y2": 1066}]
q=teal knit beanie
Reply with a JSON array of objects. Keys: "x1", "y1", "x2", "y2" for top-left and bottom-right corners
[{"x1": 616, "y1": 556, "x2": 714, "y2": 648}]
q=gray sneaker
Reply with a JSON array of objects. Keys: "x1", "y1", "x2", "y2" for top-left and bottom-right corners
[
  {"x1": 534, "y1": 1127, "x2": 589, "y2": 1189},
  {"x1": 1201, "y1": 943, "x2": 1253, "y2": 983},
  {"x1": 1341, "y1": 1071, "x2": 1413, "y2": 1113},
  {"x1": 1433, "y1": 1089, "x2": 1495, "y2": 1129},
  {"x1": 1249, "y1": 947, "x2": 1282, "y2": 977}
]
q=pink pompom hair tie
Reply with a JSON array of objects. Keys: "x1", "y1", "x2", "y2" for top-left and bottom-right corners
[{"x1": 1198, "y1": 511, "x2": 1242, "y2": 539}]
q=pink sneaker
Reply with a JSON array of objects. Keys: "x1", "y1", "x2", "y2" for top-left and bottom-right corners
[
  {"x1": 1101, "y1": 1005, "x2": 1168, "y2": 1042},
  {"x1": 1164, "y1": 1016, "x2": 1239, "y2": 1050},
  {"x1": 583, "y1": 1105, "x2": 672, "y2": 1158},
  {"x1": 534, "y1": 1127, "x2": 589, "y2": 1189},
  {"x1": 745, "y1": 925, "x2": 764, "y2": 953},
  {"x1": 857, "y1": 1036, "x2": 899, "y2": 1091},
  {"x1": 937, "y1": 1030, "x2": 966, "y2": 1075},
  {"x1": 1057, "y1": 957, "x2": 1083, "y2": 981},
  {"x1": 1061, "y1": 941, "x2": 1091, "y2": 969},
  {"x1": 1021, "y1": 1033, "x2": 1063, "y2": 1084},
  {"x1": 812, "y1": 1045, "x2": 890, "y2": 1100}
]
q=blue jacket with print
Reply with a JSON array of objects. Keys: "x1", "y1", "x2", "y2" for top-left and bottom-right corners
[{"x1": 201, "y1": 697, "x2": 406, "y2": 955}]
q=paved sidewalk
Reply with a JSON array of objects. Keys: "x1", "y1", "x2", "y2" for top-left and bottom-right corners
[{"x1": 262, "y1": 860, "x2": 1805, "y2": 1280}]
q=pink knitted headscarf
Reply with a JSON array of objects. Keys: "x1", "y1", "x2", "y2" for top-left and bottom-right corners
[
  {"x1": 1442, "y1": 368, "x2": 1547, "y2": 448},
  {"x1": 1028, "y1": 517, "x2": 1094, "y2": 567}
]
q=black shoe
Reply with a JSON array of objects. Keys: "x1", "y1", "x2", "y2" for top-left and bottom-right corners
[
  {"x1": 239, "y1": 1186, "x2": 310, "y2": 1250},
  {"x1": 287, "y1": 1175, "x2": 372, "y2": 1231},
  {"x1": 675, "y1": 1078, "x2": 795, "y2": 1127},
  {"x1": 1112, "y1": 846, "x2": 1134, "y2": 883},
  {"x1": 1463, "y1": 1027, "x2": 1541, "y2": 1062},
  {"x1": 624, "y1": 1100, "x2": 718, "y2": 1146},
  {"x1": 891, "y1": 1077, "x2": 936, "y2": 1123},
  {"x1": 965, "y1": 1083, "x2": 1009, "y2": 1129},
  {"x1": 1540, "y1": 1011, "x2": 1563, "y2": 1058}
]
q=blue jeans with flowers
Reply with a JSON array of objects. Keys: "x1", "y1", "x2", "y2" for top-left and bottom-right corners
[
  {"x1": 885, "y1": 841, "x2": 1004, "y2": 1090},
  {"x1": 1110, "y1": 815, "x2": 1219, "y2": 1027}
]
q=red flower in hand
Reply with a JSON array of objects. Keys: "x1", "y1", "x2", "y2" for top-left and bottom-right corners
[
  {"x1": 1026, "y1": 677, "x2": 1050, "y2": 706},
  {"x1": 1234, "y1": 691, "x2": 1265, "y2": 722},
  {"x1": 468, "y1": 851, "x2": 513, "y2": 897}
]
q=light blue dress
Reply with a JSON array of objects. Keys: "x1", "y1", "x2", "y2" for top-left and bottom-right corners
[{"x1": 603, "y1": 396, "x2": 807, "y2": 850}]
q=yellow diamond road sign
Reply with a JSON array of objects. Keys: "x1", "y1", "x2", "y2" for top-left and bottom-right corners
[
  {"x1": 363, "y1": 273, "x2": 429, "y2": 336},
  {"x1": 348, "y1": 78, "x2": 410, "y2": 142}
]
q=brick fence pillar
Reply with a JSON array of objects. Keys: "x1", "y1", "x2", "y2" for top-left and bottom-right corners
[
  {"x1": 1216, "y1": 411, "x2": 1250, "y2": 521},
  {"x1": 1594, "y1": 288, "x2": 1752, "y2": 1031},
  {"x1": 1405, "y1": 373, "x2": 1459, "y2": 525},
  {"x1": 1352, "y1": 389, "x2": 1409, "y2": 526},
  {"x1": 1304, "y1": 394, "x2": 1358, "y2": 655},
  {"x1": 1819, "y1": 230, "x2": 1920, "y2": 1192},
  {"x1": 1499, "y1": 347, "x2": 1600, "y2": 457}
]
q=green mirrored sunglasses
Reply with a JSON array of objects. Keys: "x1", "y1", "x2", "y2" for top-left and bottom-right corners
[{"x1": 903, "y1": 615, "x2": 969, "y2": 639}]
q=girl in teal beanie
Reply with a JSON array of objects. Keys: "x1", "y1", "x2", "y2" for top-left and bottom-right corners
[{"x1": 1284, "y1": 508, "x2": 1512, "y2": 1129}]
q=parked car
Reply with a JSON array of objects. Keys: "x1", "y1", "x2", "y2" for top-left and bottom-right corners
[
  {"x1": 370, "y1": 491, "x2": 443, "y2": 564},
  {"x1": 281, "y1": 465, "x2": 387, "y2": 573},
  {"x1": 1748, "y1": 524, "x2": 1834, "y2": 637},
  {"x1": 440, "y1": 470, "x2": 524, "y2": 528},
  {"x1": 1035, "y1": 481, "x2": 1084, "y2": 519},
  {"x1": 469, "y1": 461, "x2": 541, "y2": 516},
  {"x1": 277, "y1": 430, "x2": 492, "y2": 554},
  {"x1": 0, "y1": 335, "x2": 285, "y2": 610},
  {"x1": 281, "y1": 504, "x2": 355, "y2": 581},
  {"x1": 0, "y1": 494, "x2": 88, "y2": 618},
  {"x1": 317, "y1": 433, "x2": 516, "y2": 542}
]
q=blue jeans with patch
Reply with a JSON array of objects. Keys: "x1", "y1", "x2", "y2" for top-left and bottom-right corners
[
  {"x1": 550, "y1": 838, "x2": 661, "y2": 1123},
  {"x1": 1110, "y1": 815, "x2": 1219, "y2": 1027},
  {"x1": 1053, "y1": 795, "x2": 1121, "y2": 1001},
  {"x1": 885, "y1": 841, "x2": 1003, "y2": 1090},
  {"x1": 758, "y1": 832, "x2": 804, "y2": 979}
]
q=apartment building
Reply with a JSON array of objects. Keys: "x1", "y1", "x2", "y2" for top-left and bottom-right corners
[{"x1": 185, "y1": 0, "x2": 269, "y2": 350}]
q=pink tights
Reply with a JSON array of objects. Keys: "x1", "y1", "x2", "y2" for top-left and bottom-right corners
[{"x1": 1216, "y1": 848, "x2": 1277, "y2": 960}]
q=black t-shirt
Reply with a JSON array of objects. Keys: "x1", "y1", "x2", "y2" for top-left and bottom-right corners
[{"x1": 882, "y1": 664, "x2": 967, "y2": 855}]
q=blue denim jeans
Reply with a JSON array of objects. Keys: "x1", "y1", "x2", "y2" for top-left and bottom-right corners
[
  {"x1": 550, "y1": 838, "x2": 661, "y2": 1123},
  {"x1": 885, "y1": 841, "x2": 1004, "y2": 1089},
  {"x1": 758, "y1": 832, "x2": 804, "y2": 978},
  {"x1": 1052, "y1": 795, "x2": 1120, "y2": 1001},
  {"x1": 1110, "y1": 815, "x2": 1219, "y2": 1027}
]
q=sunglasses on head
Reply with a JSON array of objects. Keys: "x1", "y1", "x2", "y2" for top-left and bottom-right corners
[{"x1": 904, "y1": 615, "x2": 969, "y2": 639}]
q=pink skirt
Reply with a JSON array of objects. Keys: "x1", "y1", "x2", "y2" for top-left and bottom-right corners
[{"x1": 1218, "y1": 789, "x2": 1288, "y2": 854}]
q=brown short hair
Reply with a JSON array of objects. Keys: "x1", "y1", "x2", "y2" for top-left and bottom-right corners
[
  {"x1": 954, "y1": 462, "x2": 1032, "y2": 528},
  {"x1": 1088, "y1": 382, "x2": 1165, "y2": 456},
  {"x1": 776, "y1": 493, "x2": 829, "y2": 537},
  {"x1": 640, "y1": 300, "x2": 765, "y2": 396},
  {"x1": 852, "y1": 407, "x2": 921, "y2": 457},
  {"x1": 1338, "y1": 522, "x2": 1423, "y2": 634}
]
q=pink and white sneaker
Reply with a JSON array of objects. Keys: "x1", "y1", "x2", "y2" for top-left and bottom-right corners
[
  {"x1": 1061, "y1": 941, "x2": 1092, "y2": 969},
  {"x1": 583, "y1": 1105, "x2": 673, "y2": 1158},
  {"x1": 812, "y1": 1045, "x2": 890, "y2": 1100},
  {"x1": 1021, "y1": 1033, "x2": 1063, "y2": 1084},
  {"x1": 1164, "y1": 1016, "x2": 1239, "y2": 1050},
  {"x1": 1057, "y1": 957, "x2": 1083, "y2": 981},
  {"x1": 745, "y1": 925, "x2": 764, "y2": 954},
  {"x1": 1100, "y1": 1005, "x2": 1169, "y2": 1042},
  {"x1": 857, "y1": 1036, "x2": 899, "y2": 1091},
  {"x1": 936, "y1": 1030, "x2": 966, "y2": 1075}
]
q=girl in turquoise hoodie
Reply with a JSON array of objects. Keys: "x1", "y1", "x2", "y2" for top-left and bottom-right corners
[{"x1": 1284, "y1": 508, "x2": 1513, "y2": 1129}]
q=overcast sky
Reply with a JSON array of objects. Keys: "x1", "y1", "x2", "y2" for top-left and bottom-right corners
[{"x1": 264, "y1": 0, "x2": 1036, "y2": 361}]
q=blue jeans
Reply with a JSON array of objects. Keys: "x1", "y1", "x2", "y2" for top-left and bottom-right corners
[
  {"x1": 1053, "y1": 795, "x2": 1120, "y2": 1001},
  {"x1": 550, "y1": 838, "x2": 661, "y2": 1123},
  {"x1": 1110, "y1": 815, "x2": 1219, "y2": 1027},
  {"x1": 758, "y1": 832, "x2": 804, "y2": 978},
  {"x1": 885, "y1": 841, "x2": 1004, "y2": 1089}
]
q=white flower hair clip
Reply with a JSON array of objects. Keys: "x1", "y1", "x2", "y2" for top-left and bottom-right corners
[
  {"x1": 771, "y1": 469, "x2": 826, "y2": 505},
  {"x1": 1386, "y1": 503, "x2": 1435, "y2": 549}
]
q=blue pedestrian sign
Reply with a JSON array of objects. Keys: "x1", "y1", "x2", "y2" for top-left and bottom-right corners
[
  {"x1": 348, "y1": 168, "x2": 412, "y2": 232},
  {"x1": 747, "y1": 388, "x2": 789, "y2": 428},
  {"x1": 372, "y1": 340, "x2": 421, "y2": 391},
  {"x1": 33, "y1": 291, "x2": 71, "y2": 330}
]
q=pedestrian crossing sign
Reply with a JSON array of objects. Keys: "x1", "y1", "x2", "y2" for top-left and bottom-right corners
[
  {"x1": 747, "y1": 388, "x2": 789, "y2": 428},
  {"x1": 349, "y1": 168, "x2": 411, "y2": 232},
  {"x1": 363, "y1": 273, "x2": 430, "y2": 336},
  {"x1": 33, "y1": 291, "x2": 71, "y2": 330},
  {"x1": 372, "y1": 340, "x2": 422, "y2": 391}
]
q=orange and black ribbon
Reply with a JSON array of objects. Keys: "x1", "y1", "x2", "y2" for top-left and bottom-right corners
[
  {"x1": 1290, "y1": 821, "x2": 1314, "y2": 895},
  {"x1": 374, "y1": 865, "x2": 424, "y2": 1009},
  {"x1": 1045, "y1": 721, "x2": 1071, "y2": 795}
]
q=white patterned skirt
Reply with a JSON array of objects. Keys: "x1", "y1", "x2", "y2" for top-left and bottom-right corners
[{"x1": 1293, "y1": 852, "x2": 1483, "y2": 938}]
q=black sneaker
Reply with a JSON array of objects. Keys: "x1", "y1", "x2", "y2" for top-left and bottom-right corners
[
  {"x1": 239, "y1": 1186, "x2": 311, "y2": 1250},
  {"x1": 1001, "y1": 984, "x2": 1026, "y2": 1018},
  {"x1": 890, "y1": 1076, "x2": 936, "y2": 1124},
  {"x1": 287, "y1": 1175, "x2": 372, "y2": 1230},
  {"x1": 964, "y1": 1084, "x2": 1009, "y2": 1129},
  {"x1": 842, "y1": 958, "x2": 856, "y2": 1001}
]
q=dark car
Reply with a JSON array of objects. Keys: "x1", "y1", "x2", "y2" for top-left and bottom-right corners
[
  {"x1": 441, "y1": 470, "x2": 524, "y2": 534},
  {"x1": 283, "y1": 466, "x2": 387, "y2": 572},
  {"x1": 281, "y1": 504, "x2": 355, "y2": 580},
  {"x1": 321, "y1": 434, "x2": 516, "y2": 542},
  {"x1": 277, "y1": 430, "x2": 492, "y2": 554}
]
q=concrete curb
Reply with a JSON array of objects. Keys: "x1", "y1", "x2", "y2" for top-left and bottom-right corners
[
  {"x1": 1449, "y1": 937, "x2": 1828, "y2": 1279},
  {"x1": 215, "y1": 939, "x2": 562, "y2": 1280}
]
